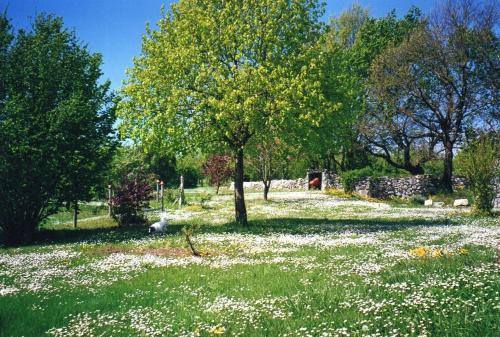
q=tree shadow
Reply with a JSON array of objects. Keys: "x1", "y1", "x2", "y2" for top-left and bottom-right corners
[
  {"x1": 1, "y1": 216, "x2": 457, "y2": 248},
  {"x1": 201, "y1": 217, "x2": 454, "y2": 235}
]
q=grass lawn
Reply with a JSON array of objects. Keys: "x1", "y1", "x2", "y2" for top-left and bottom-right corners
[{"x1": 0, "y1": 190, "x2": 499, "y2": 336}]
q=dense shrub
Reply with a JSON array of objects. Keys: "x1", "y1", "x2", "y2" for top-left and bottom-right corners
[
  {"x1": 179, "y1": 166, "x2": 200, "y2": 188},
  {"x1": 370, "y1": 158, "x2": 411, "y2": 177},
  {"x1": 457, "y1": 137, "x2": 499, "y2": 215},
  {"x1": 112, "y1": 173, "x2": 153, "y2": 226},
  {"x1": 340, "y1": 167, "x2": 374, "y2": 193},
  {"x1": 422, "y1": 159, "x2": 444, "y2": 177}
]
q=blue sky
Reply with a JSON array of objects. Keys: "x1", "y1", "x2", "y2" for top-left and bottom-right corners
[{"x1": 1, "y1": 0, "x2": 437, "y2": 91}]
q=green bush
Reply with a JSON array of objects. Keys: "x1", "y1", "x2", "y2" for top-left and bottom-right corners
[
  {"x1": 422, "y1": 159, "x2": 444, "y2": 177},
  {"x1": 457, "y1": 137, "x2": 499, "y2": 215},
  {"x1": 179, "y1": 166, "x2": 201, "y2": 188},
  {"x1": 340, "y1": 167, "x2": 374, "y2": 193},
  {"x1": 370, "y1": 158, "x2": 411, "y2": 177},
  {"x1": 409, "y1": 194, "x2": 426, "y2": 206}
]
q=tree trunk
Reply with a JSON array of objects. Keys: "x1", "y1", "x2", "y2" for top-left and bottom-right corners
[
  {"x1": 441, "y1": 142, "x2": 454, "y2": 192},
  {"x1": 234, "y1": 148, "x2": 248, "y2": 225},
  {"x1": 263, "y1": 182, "x2": 270, "y2": 201},
  {"x1": 216, "y1": 183, "x2": 220, "y2": 195},
  {"x1": 179, "y1": 175, "x2": 185, "y2": 207},
  {"x1": 73, "y1": 201, "x2": 78, "y2": 228}
]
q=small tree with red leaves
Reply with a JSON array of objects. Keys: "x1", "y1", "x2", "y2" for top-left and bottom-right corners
[
  {"x1": 112, "y1": 172, "x2": 153, "y2": 226},
  {"x1": 202, "y1": 155, "x2": 234, "y2": 194}
]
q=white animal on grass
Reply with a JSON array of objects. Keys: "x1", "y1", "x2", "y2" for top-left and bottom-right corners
[{"x1": 149, "y1": 213, "x2": 168, "y2": 234}]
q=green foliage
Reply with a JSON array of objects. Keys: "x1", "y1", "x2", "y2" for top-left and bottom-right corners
[
  {"x1": 367, "y1": 1, "x2": 498, "y2": 190},
  {"x1": 340, "y1": 167, "x2": 374, "y2": 193},
  {"x1": 163, "y1": 188, "x2": 179, "y2": 205},
  {"x1": 178, "y1": 167, "x2": 200, "y2": 189},
  {"x1": 107, "y1": 146, "x2": 178, "y2": 188},
  {"x1": 369, "y1": 157, "x2": 412, "y2": 177},
  {"x1": 146, "y1": 152, "x2": 177, "y2": 186},
  {"x1": 0, "y1": 14, "x2": 115, "y2": 245},
  {"x1": 177, "y1": 154, "x2": 204, "y2": 188},
  {"x1": 422, "y1": 159, "x2": 444, "y2": 177},
  {"x1": 457, "y1": 137, "x2": 499, "y2": 215},
  {"x1": 409, "y1": 194, "x2": 427, "y2": 206},
  {"x1": 320, "y1": 6, "x2": 423, "y2": 173}
]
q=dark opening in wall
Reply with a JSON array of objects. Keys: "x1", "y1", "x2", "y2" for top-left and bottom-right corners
[{"x1": 307, "y1": 170, "x2": 322, "y2": 190}]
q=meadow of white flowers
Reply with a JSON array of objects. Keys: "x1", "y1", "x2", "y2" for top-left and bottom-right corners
[{"x1": 0, "y1": 191, "x2": 498, "y2": 336}]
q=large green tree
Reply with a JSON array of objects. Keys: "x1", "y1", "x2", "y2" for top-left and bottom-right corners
[
  {"x1": 369, "y1": 0, "x2": 499, "y2": 191},
  {"x1": 320, "y1": 6, "x2": 423, "y2": 173},
  {"x1": 0, "y1": 14, "x2": 115, "y2": 244},
  {"x1": 118, "y1": 0, "x2": 329, "y2": 225}
]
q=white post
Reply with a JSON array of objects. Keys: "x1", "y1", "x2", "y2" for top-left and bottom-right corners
[
  {"x1": 108, "y1": 184, "x2": 112, "y2": 217},
  {"x1": 160, "y1": 181, "x2": 164, "y2": 212},
  {"x1": 179, "y1": 175, "x2": 185, "y2": 207}
]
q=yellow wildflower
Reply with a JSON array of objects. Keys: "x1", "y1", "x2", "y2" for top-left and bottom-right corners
[
  {"x1": 458, "y1": 247, "x2": 469, "y2": 255},
  {"x1": 411, "y1": 247, "x2": 427, "y2": 257},
  {"x1": 210, "y1": 326, "x2": 226, "y2": 335}
]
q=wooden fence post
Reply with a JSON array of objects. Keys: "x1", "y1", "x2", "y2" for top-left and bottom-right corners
[
  {"x1": 108, "y1": 184, "x2": 112, "y2": 217},
  {"x1": 160, "y1": 180, "x2": 164, "y2": 212},
  {"x1": 156, "y1": 179, "x2": 160, "y2": 201}
]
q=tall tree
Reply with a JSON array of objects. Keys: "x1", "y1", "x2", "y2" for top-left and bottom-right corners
[
  {"x1": 316, "y1": 4, "x2": 370, "y2": 172},
  {"x1": 356, "y1": 8, "x2": 434, "y2": 175},
  {"x1": 0, "y1": 14, "x2": 115, "y2": 244},
  {"x1": 118, "y1": 0, "x2": 329, "y2": 225},
  {"x1": 0, "y1": 12, "x2": 12, "y2": 101},
  {"x1": 322, "y1": 6, "x2": 423, "y2": 173},
  {"x1": 369, "y1": 0, "x2": 499, "y2": 191}
]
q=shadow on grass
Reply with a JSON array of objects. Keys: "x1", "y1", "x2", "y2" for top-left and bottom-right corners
[{"x1": 1, "y1": 216, "x2": 457, "y2": 248}]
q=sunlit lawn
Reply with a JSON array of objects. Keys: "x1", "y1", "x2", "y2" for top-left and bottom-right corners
[{"x1": 1, "y1": 190, "x2": 499, "y2": 337}]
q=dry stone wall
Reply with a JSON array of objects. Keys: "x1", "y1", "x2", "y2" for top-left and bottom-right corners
[
  {"x1": 230, "y1": 171, "x2": 500, "y2": 208},
  {"x1": 229, "y1": 179, "x2": 307, "y2": 190},
  {"x1": 232, "y1": 173, "x2": 473, "y2": 200},
  {"x1": 229, "y1": 172, "x2": 500, "y2": 207},
  {"x1": 323, "y1": 174, "x2": 469, "y2": 199}
]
